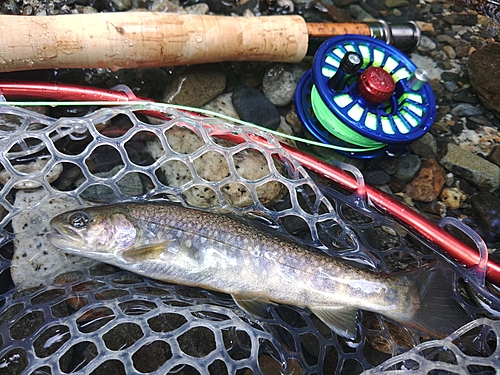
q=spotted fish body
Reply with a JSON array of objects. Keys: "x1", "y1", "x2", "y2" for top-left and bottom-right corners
[{"x1": 48, "y1": 203, "x2": 468, "y2": 338}]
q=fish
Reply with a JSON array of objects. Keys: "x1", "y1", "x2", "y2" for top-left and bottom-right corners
[{"x1": 47, "y1": 203, "x2": 469, "y2": 339}]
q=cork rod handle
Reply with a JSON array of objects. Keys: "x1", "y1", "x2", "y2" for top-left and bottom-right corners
[{"x1": 0, "y1": 13, "x2": 309, "y2": 72}]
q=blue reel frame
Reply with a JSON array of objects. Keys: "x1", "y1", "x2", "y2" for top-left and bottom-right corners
[{"x1": 295, "y1": 35, "x2": 436, "y2": 159}]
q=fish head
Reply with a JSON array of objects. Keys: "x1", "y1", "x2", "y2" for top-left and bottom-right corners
[{"x1": 47, "y1": 206, "x2": 138, "y2": 262}]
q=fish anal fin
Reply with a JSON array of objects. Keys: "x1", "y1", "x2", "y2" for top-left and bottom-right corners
[
  {"x1": 232, "y1": 294, "x2": 274, "y2": 319},
  {"x1": 310, "y1": 306, "x2": 358, "y2": 339},
  {"x1": 123, "y1": 242, "x2": 170, "y2": 263}
]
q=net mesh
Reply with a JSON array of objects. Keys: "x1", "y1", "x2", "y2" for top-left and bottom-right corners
[{"x1": 0, "y1": 102, "x2": 498, "y2": 374}]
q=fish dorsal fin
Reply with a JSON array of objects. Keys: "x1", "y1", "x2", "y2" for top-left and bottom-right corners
[
  {"x1": 122, "y1": 242, "x2": 170, "y2": 263},
  {"x1": 310, "y1": 306, "x2": 358, "y2": 339},
  {"x1": 232, "y1": 294, "x2": 274, "y2": 318}
]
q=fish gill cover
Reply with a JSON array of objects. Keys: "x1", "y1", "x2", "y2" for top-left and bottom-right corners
[{"x1": 0, "y1": 102, "x2": 498, "y2": 374}]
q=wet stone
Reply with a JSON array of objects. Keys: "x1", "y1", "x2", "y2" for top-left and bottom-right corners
[
  {"x1": 262, "y1": 63, "x2": 308, "y2": 107},
  {"x1": 488, "y1": 144, "x2": 500, "y2": 167},
  {"x1": 410, "y1": 132, "x2": 437, "y2": 159},
  {"x1": 163, "y1": 64, "x2": 227, "y2": 108},
  {"x1": 471, "y1": 192, "x2": 500, "y2": 238},
  {"x1": 418, "y1": 36, "x2": 437, "y2": 52},
  {"x1": 393, "y1": 154, "x2": 422, "y2": 182},
  {"x1": 440, "y1": 187, "x2": 467, "y2": 209},
  {"x1": 406, "y1": 159, "x2": 446, "y2": 202},
  {"x1": 469, "y1": 43, "x2": 500, "y2": 118},
  {"x1": 232, "y1": 85, "x2": 281, "y2": 130},
  {"x1": 452, "y1": 89, "x2": 480, "y2": 104},
  {"x1": 443, "y1": 13, "x2": 478, "y2": 26},
  {"x1": 364, "y1": 170, "x2": 390, "y2": 186},
  {"x1": 438, "y1": 143, "x2": 500, "y2": 190},
  {"x1": 451, "y1": 103, "x2": 485, "y2": 117}
]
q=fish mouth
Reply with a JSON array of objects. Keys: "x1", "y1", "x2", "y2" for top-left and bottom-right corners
[{"x1": 47, "y1": 219, "x2": 85, "y2": 253}]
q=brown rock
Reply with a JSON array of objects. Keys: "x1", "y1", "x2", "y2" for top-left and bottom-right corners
[
  {"x1": 405, "y1": 159, "x2": 446, "y2": 202},
  {"x1": 469, "y1": 43, "x2": 500, "y2": 119},
  {"x1": 163, "y1": 63, "x2": 227, "y2": 107}
]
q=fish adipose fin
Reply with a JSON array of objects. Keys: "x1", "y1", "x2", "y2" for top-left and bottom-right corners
[
  {"x1": 122, "y1": 242, "x2": 170, "y2": 263},
  {"x1": 310, "y1": 306, "x2": 358, "y2": 339},
  {"x1": 401, "y1": 262, "x2": 470, "y2": 338},
  {"x1": 232, "y1": 295, "x2": 275, "y2": 318}
]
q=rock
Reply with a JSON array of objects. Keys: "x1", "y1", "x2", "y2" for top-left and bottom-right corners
[
  {"x1": 409, "y1": 54, "x2": 443, "y2": 81},
  {"x1": 163, "y1": 64, "x2": 227, "y2": 108},
  {"x1": 185, "y1": 3, "x2": 209, "y2": 13},
  {"x1": 443, "y1": 13, "x2": 478, "y2": 26},
  {"x1": 0, "y1": 157, "x2": 63, "y2": 189},
  {"x1": 417, "y1": 36, "x2": 437, "y2": 52},
  {"x1": 348, "y1": 4, "x2": 374, "y2": 21},
  {"x1": 451, "y1": 103, "x2": 485, "y2": 117},
  {"x1": 393, "y1": 154, "x2": 422, "y2": 182},
  {"x1": 443, "y1": 45, "x2": 457, "y2": 59},
  {"x1": 262, "y1": 63, "x2": 308, "y2": 107},
  {"x1": 11, "y1": 190, "x2": 99, "y2": 288},
  {"x1": 437, "y1": 34, "x2": 460, "y2": 48},
  {"x1": 481, "y1": 23, "x2": 499, "y2": 38},
  {"x1": 146, "y1": 126, "x2": 286, "y2": 208},
  {"x1": 405, "y1": 159, "x2": 446, "y2": 202},
  {"x1": 452, "y1": 89, "x2": 480, "y2": 104},
  {"x1": 109, "y1": 0, "x2": 131, "y2": 10},
  {"x1": 488, "y1": 144, "x2": 500, "y2": 167},
  {"x1": 232, "y1": 86, "x2": 281, "y2": 130},
  {"x1": 440, "y1": 187, "x2": 466, "y2": 209},
  {"x1": 384, "y1": 0, "x2": 409, "y2": 7},
  {"x1": 364, "y1": 170, "x2": 391, "y2": 186},
  {"x1": 78, "y1": 166, "x2": 143, "y2": 202},
  {"x1": 438, "y1": 143, "x2": 500, "y2": 190},
  {"x1": 453, "y1": 126, "x2": 500, "y2": 156},
  {"x1": 410, "y1": 132, "x2": 437, "y2": 159},
  {"x1": 471, "y1": 192, "x2": 500, "y2": 238},
  {"x1": 202, "y1": 92, "x2": 239, "y2": 119},
  {"x1": 469, "y1": 43, "x2": 500, "y2": 119}
]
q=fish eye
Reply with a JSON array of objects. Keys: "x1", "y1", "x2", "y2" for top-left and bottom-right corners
[{"x1": 68, "y1": 212, "x2": 90, "y2": 229}]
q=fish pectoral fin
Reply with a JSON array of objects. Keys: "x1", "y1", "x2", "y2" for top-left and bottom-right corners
[
  {"x1": 232, "y1": 294, "x2": 274, "y2": 319},
  {"x1": 310, "y1": 306, "x2": 358, "y2": 339},
  {"x1": 122, "y1": 242, "x2": 170, "y2": 263}
]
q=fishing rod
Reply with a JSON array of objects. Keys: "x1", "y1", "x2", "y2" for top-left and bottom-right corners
[
  {"x1": 0, "y1": 81, "x2": 498, "y2": 286},
  {"x1": 0, "y1": 13, "x2": 420, "y2": 72}
]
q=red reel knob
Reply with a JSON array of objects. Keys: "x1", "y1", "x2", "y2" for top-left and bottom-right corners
[{"x1": 356, "y1": 67, "x2": 395, "y2": 105}]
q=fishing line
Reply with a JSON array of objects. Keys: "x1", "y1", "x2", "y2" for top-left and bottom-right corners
[
  {"x1": 310, "y1": 85, "x2": 386, "y2": 150},
  {"x1": 0, "y1": 100, "x2": 371, "y2": 152}
]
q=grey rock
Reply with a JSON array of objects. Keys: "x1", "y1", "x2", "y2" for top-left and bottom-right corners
[
  {"x1": 439, "y1": 143, "x2": 500, "y2": 190},
  {"x1": 410, "y1": 132, "x2": 437, "y2": 159},
  {"x1": 262, "y1": 63, "x2": 308, "y2": 107},
  {"x1": 451, "y1": 103, "x2": 485, "y2": 117},
  {"x1": 436, "y1": 34, "x2": 460, "y2": 48},
  {"x1": 364, "y1": 170, "x2": 390, "y2": 186},
  {"x1": 232, "y1": 86, "x2": 281, "y2": 130},
  {"x1": 471, "y1": 192, "x2": 500, "y2": 238},
  {"x1": 481, "y1": 23, "x2": 499, "y2": 39},
  {"x1": 418, "y1": 36, "x2": 437, "y2": 52},
  {"x1": 443, "y1": 81, "x2": 457, "y2": 92},
  {"x1": 348, "y1": 4, "x2": 373, "y2": 21},
  {"x1": 393, "y1": 154, "x2": 421, "y2": 182},
  {"x1": 110, "y1": 0, "x2": 131, "y2": 10},
  {"x1": 78, "y1": 166, "x2": 143, "y2": 202}
]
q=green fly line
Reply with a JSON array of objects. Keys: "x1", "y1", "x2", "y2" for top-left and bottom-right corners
[
  {"x1": 310, "y1": 85, "x2": 386, "y2": 151},
  {"x1": 0, "y1": 100, "x2": 382, "y2": 153}
]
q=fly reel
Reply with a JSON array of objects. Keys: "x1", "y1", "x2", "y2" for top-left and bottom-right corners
[{"x1": 295, "y1": 34, "x2": 436, "y2": 159}]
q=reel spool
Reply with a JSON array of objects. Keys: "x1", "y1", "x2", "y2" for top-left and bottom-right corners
[{"x1": 295, "y1": 34, "x2": 436, "y2": 159}]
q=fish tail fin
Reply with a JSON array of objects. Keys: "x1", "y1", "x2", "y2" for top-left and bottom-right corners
[{"x1": 401, "y1": 262, "x2": 470, "y2": 338}]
